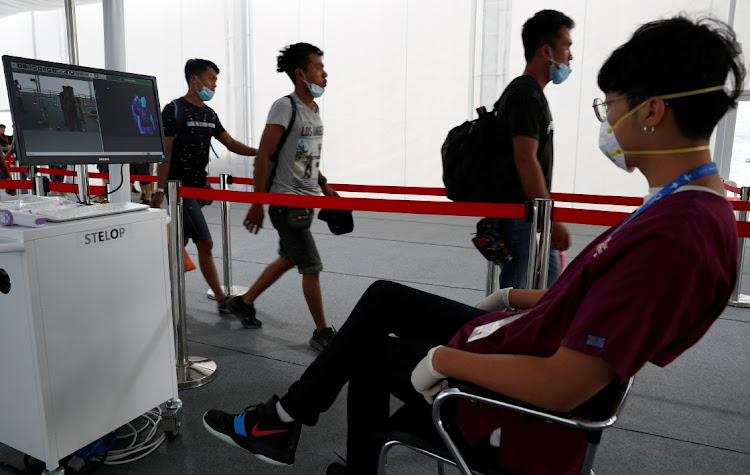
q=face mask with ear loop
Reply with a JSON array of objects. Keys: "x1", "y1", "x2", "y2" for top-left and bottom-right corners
[
  {"x1": 598, "y1": 85, "x2": 725, "y2": 172},
  {"x1": 548, "y1": 47, "x2": 571, "y2": 84},
  {"x1": 300, "y1": 71, "x2": 325, "y2": 98},
  {"x1": 194, "y1": 77, "x2": 215, "y2": 101}
]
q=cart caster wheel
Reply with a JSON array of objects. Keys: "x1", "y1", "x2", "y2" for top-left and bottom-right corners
[{"x1": 161, "y1": 407, "x2": 182, "y2": 440}]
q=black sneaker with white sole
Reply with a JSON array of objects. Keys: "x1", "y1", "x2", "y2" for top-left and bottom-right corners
[
  {"x1": 310, "y1": 327, "x2": 336, "y2": 352},
  {"x1": 225, "y1": 296, "x2": 263, "y2": 328},
  {"x1": 203, "y1": 395, "x2": 301, "y2": 466},
  {"x1": 217, "y1": 296, "x2": 232, "y2": 314}
]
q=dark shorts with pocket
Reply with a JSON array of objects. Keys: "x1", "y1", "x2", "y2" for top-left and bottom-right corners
[{"x1": 269, "y1": 205, "x2": 323, "y2": 274}]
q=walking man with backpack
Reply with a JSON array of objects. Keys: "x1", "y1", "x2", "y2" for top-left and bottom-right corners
[
  {"x1": 492, "y1": 10, "x2": 574, "y2": 289},
  {"x1": 225, "y1": 43, "x2": 339, "y2": 351},
  {"x1": 150, "y1": 58, "x2": 258, "y2": 315}
]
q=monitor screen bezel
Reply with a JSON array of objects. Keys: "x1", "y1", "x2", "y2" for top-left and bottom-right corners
[{"x1": 2, "y1": 55, "x2": 168, "y2": 166}]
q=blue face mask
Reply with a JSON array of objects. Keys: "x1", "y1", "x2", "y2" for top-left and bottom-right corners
[
  {"x1": 196, "y1": 79, "x2": 215, "y2": 101},
  {"x1": 301, "y1": 71, "x2": 325, "y2": 98},
  {"x1": 548, "y1": 49, "x2": 571, "y2": 84}
]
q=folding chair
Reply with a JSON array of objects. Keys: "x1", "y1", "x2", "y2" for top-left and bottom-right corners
[{"x1": 377, "y1": 376, "x2": 634, "y2": 475}]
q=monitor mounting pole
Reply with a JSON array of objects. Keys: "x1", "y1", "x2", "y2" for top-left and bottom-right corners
[{"x1": 64, "y1": 0, "x2": 91, "y2": 205}]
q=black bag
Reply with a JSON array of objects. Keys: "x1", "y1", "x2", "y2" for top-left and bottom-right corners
[
  {"x1": 441, "y1": 83, "x2": 524, "y2": 203},
  {"x1": 441, "y1": 105, "x2": 501, "y2": 202},
  {"x1": 472, "y1": 217, "x2": 512, "y2": 264},
  {"x1": 266, "y1": 96, "x2": 297, "y2": 192},
  {"x1": 284, "y1": 207, "x2": 313, "y2": 230}
]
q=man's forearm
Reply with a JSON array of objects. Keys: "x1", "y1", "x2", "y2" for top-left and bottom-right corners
[
  {"x1": 253, "y1": 154, "x2": 269, "y2": 193},
  {"x1": 432, "y1": 347, "x2": 613, "y2": 412},
  {"x1": 515, "y1": 156, "x2": 550, "y2": 200},
  {"x1": 156, "y1": 162, "x2": 170, "y2": 189},
  {"x1": 227, "y1": 140, "x2": 257, "y2": 157},
  {"x1": 508, "y1": 289, "x2": 547, "y2": 309}
]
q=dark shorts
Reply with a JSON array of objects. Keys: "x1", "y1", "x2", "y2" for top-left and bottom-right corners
[
  {"x1": 183, "y1": 198, "x2": 211, "y2": 243},
  {"x1": 49, "y1": 165, "x2": 67, "y2": 183},
  {"x1": 269, "y1": 205, "x2": 322, "y2": 274},
  {"x1": 130, "y1": 163, "x2": 151, "y2": 184}
]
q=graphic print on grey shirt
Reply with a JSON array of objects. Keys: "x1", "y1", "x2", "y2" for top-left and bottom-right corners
[{"x1": 266, "y1": 93, "x2": 323, "y2": 196}]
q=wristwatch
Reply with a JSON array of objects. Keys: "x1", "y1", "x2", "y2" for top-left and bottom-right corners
[{"x1": 155, "y1": 187, "x2": 165, "y2": 194}]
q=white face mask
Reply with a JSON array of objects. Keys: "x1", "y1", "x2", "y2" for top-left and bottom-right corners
[{"x1": 598, "y1": 119, "x2": 634, "y2": 173}]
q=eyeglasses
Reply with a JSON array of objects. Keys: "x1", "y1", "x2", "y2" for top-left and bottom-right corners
[{"x1": 592, "y1": 97, "x2": 627, "y2": 123}]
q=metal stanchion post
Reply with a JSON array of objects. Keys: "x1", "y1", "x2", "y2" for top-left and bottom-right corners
[
  {"x1": 485, "y1": 261, "x2": 499, "y2": 297},
  {"x1": 28, "y1": 166, "x2": 39, "y2": 196},
  {"x1": 168, "y1": 180, "x2": 217, "y2": 389},
  {"x1": 34, "y1": 175, "x2": 47, "y2": 197},
  {"x1": 525, "y1": 198, "x2": 554, "y2": 290},
  {"x1": 207, "y1": 174, "x2": 248, "y2": 300},
  {"x1": 730, "y1": 186, "x2": 750, "y2": 307}
]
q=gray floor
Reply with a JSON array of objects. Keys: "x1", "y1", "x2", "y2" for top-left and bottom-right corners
[{"x1": 2, "y1": 201, "x2": 750, "y2": 474}]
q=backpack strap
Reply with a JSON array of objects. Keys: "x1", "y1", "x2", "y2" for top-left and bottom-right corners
[{"x1": 266, "y1": 95, "x2": 297, "y2": 191}]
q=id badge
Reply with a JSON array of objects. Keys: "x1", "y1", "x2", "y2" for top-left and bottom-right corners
[{"x1": 467, "y1": 312, "x2": 526, "y2": 343}]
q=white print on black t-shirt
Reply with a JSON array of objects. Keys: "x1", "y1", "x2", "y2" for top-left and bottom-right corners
[
  {"x1": 186, "y1": 121, "x2": 216, "y2": 128},
  {"x1": 547, "y1": 121, "x2": 554, "y2": 135}
]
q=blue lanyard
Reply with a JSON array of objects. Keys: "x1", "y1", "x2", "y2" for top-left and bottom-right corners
[{"x1": 612, "y1": 162, "x2": 718, "y2": 235}]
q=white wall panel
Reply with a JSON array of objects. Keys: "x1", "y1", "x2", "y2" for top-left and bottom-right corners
[{"x1": 321, "y1": 0, "x2": 408, "y2": 186}]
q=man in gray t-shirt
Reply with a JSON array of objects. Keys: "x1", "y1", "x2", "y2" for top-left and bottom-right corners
[
  {"x1": 225, "y1": 43, "x2": 339, "y2": 352},
  {"x1": 266, "y1": 93, "x2": 324, "y2": 196}
]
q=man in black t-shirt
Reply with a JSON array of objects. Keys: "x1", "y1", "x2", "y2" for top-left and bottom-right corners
[
  {"x1": 491, "y1": 10, "x2": 574, "y2": 290},
  {"x1": 150, "y1": 59, "x2": 258, "y2": 316}
]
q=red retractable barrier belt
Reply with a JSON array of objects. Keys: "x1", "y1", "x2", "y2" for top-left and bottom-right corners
[
  {"x1": 177, "y1": 186, "x2": 526, "y2": 219},
  {"x1": 724, "y1": 183, "x2": 742, "y2": 195},
  {"x1": 0, "y1": 180, "x2": 33, "y2": 190}
]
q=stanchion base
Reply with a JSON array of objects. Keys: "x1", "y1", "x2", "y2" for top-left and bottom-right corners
[
  {"x1": 728, "y1": 294, "x2": 750, "y2": 308},
  {"x1": 207, "y1": 286, "x2": 250, "y2": 301},
  {"x1": 177, "y1": 356, "x2": 217, "y2": 390}
]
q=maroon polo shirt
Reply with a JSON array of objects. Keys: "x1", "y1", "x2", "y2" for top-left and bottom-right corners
[{"x1": 446, "y1": 190, "x2": 737, "y2": 474}]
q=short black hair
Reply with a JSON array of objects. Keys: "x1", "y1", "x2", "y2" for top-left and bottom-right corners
[
  {"x1": 184, "y1": 59, "x2": 219, "y2": 84},
  {"x1": 0, "y1": 124, "x2": 5, "y2": 128},
  {"x1": 522, "y1": 10, "x2": 575, "y2": 61},
  {"x1": 277, "y1": 43, "x2": 324, "y2": 83},
  {"x1": 598, "y1": 16, "x2": 745, "y2": 140}
]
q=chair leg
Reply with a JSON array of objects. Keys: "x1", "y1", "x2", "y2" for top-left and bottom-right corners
[
  {"x1": 437, "y1": 460, "x2": 446, "y2": 475},
  {"x1": 377, "y1": 440, "x2": 400, "y2": 475}
]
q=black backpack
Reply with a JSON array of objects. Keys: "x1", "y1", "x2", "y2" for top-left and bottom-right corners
[
  {"x1": 441, "y1": 83, "x2": 522, "y2": 203},
  {"x1": 441, "y1": 105, "x2": 501, "y2": 202}
]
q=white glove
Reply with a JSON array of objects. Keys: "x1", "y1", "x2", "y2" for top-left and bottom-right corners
[
  {"x1": 475, "y1": 287, "x2": 512, "y2": 312},
  {"x1": 411, "y1": 346, "x2": 448, "y2": 404},
  {"x1": 420, "y1": 379, "x2": 450, "y2": 405}
]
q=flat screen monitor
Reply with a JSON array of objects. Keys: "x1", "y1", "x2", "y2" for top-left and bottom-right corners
[{"x1": 2, "y1": 55, "x2": 167, "y2": 166}]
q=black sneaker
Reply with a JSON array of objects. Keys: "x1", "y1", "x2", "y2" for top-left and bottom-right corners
[
  {"x1": 217, "y1": 296, "x2": 232, "y2": 314},
  {"x1": 203, "y1": 395, "x2": 301, "y2": 466},
  {"x1": 310, "y1": 327, "x2": 336, "y2": 351},
  {"x1": 226, "y1": 296, "x2": 262, "y2": 328}
]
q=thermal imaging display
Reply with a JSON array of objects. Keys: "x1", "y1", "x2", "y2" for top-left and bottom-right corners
[{"x1": 2, "y1": 56, "x2": 167, "y2": 166}]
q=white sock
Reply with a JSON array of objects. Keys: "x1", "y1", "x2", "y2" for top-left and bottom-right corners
[{"x1": 275, "y1": 401, "x2": 295, "y2": 423}]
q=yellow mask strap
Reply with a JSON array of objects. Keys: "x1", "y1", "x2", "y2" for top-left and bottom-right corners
[
  {"x1": 606, "y1": 85, "x2": 725, "y2": 134},
  {"x1": 610, "y1": 145, "x2": 710, "y2": 157}
]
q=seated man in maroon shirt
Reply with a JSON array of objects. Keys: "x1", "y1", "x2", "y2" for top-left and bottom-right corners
[{"x1": 202, "y1": 16, "x2": 745, "y2": 475}]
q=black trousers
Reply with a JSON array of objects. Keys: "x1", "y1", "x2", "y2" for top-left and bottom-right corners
[{"x1": 280, "y1": 280, "x2": 486, "y2": 473}]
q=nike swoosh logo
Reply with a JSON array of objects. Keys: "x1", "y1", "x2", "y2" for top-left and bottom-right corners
[{"x1": 251, "y1": 423, "x2": 289, "y2": 437}]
